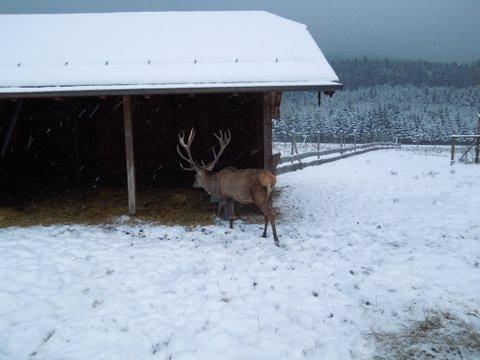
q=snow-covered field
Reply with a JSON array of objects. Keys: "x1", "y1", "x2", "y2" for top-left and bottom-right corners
[{"x1": 1, "y1": 149, "x2": 479, "y2": 359}]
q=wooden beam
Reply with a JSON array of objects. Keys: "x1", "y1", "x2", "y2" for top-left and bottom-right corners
[
  {"x1": 262, "y1": 93, "x2": 273, "y2": 172},
  {"x1": 276, "y1": 144, "x2": 400, "y2": 175},
  {"x1": 279, "y1": 142, "x2": 400, "y2": 164},
  {"x1": 0, "y1": 84, "x2": 343, "y2": 100},
  {"x1": 122, "y1": 95, "x2": 137, "y2": 215}
]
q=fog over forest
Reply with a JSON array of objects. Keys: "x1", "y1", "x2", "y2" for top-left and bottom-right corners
[{"x1": 277, "y1": 58, "x2": 480, "y2": 144}]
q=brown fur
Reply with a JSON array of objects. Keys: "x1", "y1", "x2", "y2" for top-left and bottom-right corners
[
  {"x1": 177, "y1": 129, "x2": 279, "y2": 246},
  {"x1": 195, "y1": 168, "x2": 279, "y2": 246}
]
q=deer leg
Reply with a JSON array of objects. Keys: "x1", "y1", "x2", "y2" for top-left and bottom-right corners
[
  {"x1": 217, "y1": 199, "x2": 226, "y2": 217},
  {"x1": 224, "y1": 198, "x2": 234, "y2": 229},
  {"x1": 268, "y1": 194, "x2": 279, "y2": 246},
  {"x1": 269, "y1": 215, "x2": 279, "y2": 247},
  {"x1": 229, "y1": 199, "x2": 235, "y2": 229},
  {"x1": 252, "y1": 189, "x2": 279, "y2": 246},
  {"x1": 262, "y1": 216, "x2": 269, "y2": 238}
]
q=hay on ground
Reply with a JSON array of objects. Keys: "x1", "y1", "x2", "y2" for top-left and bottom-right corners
[{"x1": 0, "y1": 188, "x2": 271, "y2": 228}]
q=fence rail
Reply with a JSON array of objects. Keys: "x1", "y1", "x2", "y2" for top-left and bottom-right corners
[{"x1": 276, "y1": 142, "x2": 400, "y2": 175}]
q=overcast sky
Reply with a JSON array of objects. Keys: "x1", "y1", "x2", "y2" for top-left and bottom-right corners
[{"x1": 2, "y1": 0, "x2": 479, "y2": 63}]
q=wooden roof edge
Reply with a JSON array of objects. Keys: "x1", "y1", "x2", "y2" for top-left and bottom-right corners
[{"x1": 0, "y1": 83, "x2": 343, "y2": 100}]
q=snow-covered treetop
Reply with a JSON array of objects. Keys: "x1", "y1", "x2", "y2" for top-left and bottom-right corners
[{"x1": 0, "y1": 11, "x2": 340, "y2": 96}]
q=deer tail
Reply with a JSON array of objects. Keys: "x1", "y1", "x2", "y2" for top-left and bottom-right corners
[{"x1": 259, "y1": 172, "x2": 276, "y2": 198}]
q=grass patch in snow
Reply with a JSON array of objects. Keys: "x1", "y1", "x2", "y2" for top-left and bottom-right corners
[{"x1": 373, "y1": 310, "x2": 480, "y2": 360}]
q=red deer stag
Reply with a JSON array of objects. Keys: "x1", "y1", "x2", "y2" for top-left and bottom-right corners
[{"x1": 177, "y1": 129, "x2": 279, "y2": 246}]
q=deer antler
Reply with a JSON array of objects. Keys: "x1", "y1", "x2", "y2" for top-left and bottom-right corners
[
  {"x1": 177, "y1": 128, "x2": 200, "y2": 172},
  {"x1": 204, "y1": 130, "x2": 231, "y2": 171}
]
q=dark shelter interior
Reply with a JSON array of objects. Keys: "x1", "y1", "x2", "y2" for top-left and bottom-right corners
[{"x1": 0, "y1": 93, "x2": 268, "y2": 205}]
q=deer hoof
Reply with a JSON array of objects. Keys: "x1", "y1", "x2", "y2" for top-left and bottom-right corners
[{"x1": 274, "y1": 240, "x2": 280, "y2": 247}]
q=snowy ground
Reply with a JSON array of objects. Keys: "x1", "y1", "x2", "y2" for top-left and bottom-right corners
[{"x1": 1, "y1": 149, "x2": 479, "y2": 359}]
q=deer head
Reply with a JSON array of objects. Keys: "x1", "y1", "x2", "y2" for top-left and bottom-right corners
[{"x1": 177, "y1": 128, "x2": 231, "y2": 189}]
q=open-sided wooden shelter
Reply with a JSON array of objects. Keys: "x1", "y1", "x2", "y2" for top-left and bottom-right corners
[{"x1": 0, "y1": 11, "x2": 341, "y2": 214}]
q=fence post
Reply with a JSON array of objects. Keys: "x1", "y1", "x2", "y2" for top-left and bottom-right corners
[
  {"x1": 290, "y1": 132, "x2": 301, "y2": 163},
  {"x1": 476, "y1": 137, "x2": 479, "y2": 164},
  {"x1": 291, "y1": 132, "x2": 295, "y2": 156},
  {"x1": 316, "y1": 133, "x2": 320, "y2": 159},
  {"x1": 477, "y1": 114, "x2": 480, "y2": 163},
  {"x1": 450, "y1": 137, "x2": 455, "y2": 165},
  {"x1": 354, "y1": 132, "x2": 357, "y2": 150}
]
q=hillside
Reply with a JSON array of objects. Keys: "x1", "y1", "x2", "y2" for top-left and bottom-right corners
[{"x1": 276, "y1": 58, "x2": 480, "y2": 144}]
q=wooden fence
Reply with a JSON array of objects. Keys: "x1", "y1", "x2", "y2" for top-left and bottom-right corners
[
  {"x1": 276, "y1": 142, "x2": 400, "y2": 175},
  {"x1": 450, "y1": 135, "x2": 480, "y2": 165}
]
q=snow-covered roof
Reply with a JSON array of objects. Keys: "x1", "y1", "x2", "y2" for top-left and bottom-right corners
[{"x1": 0, "y1": 11, "x2": 341, "y2": 97}]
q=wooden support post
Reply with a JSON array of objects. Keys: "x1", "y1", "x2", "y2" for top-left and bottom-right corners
[
  {"x1": 291, "y1": 133, "x2": 295, "y2": 156},
  {"x1": 122, "y1": 95, "x2": 137, "y2": 215},
  {"x1": 450, "y1": 137, "x2": 455, "y2": 165},
  {"x1": 475, "y1": 113, "x2": 480, "y2": 164},
  {"x1": 475, "y1": 138, "x2": 479, "y2": 164},
  {"x1": 262, "y1": 93, "x2": 273, "y2": 172}
]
